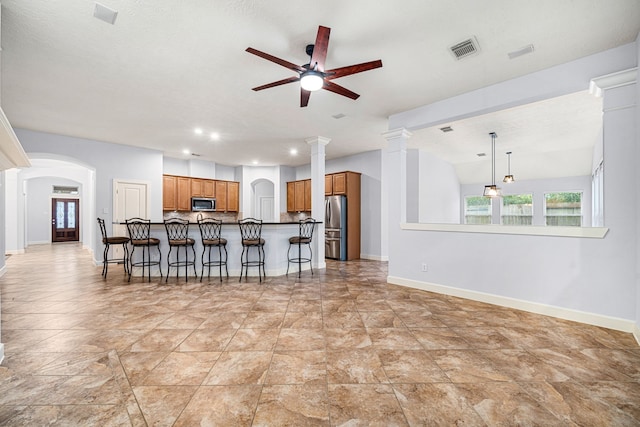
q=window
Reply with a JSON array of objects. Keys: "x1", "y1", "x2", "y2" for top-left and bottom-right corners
[
  {"x1": 501, "y1": 194, "x2": 533, "y2": 225},
  {"x1": 545, "y1": 192, "x2": 582, "y2": 226},
  {"x1": 464, "y1": 196, "x2": 491, "y2": 224}
]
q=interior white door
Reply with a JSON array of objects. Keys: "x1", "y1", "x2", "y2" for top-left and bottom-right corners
[
  {"x1": 113, "y1": 180, "x2": 149, "y2": 258},
  {"x1": 259, "y1": 197, "x2": 274, "y2": 222}
]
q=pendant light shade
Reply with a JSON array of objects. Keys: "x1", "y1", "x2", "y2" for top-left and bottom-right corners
[
  {"x1": 483, "y1": 132, "x2": 502, "y2": 197},
  {"x1": 503, "y1": 151, "x2": 515, "y2": 183}
]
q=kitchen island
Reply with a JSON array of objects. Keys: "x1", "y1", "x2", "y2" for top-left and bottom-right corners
[{"x1": 118, "y1": 222, "x2": 321, "y2": 279}]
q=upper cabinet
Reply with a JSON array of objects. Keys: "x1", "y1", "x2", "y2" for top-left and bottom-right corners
[
  {"x1": 287, "y1": 179, "x2": 311, "y2": 213},
  {"x1": 162, "y1": 174, "x2": 239, "y2": 212},
  {"x1": 163, "y1": 175, "x2": 178, "y2": 211},
  {"x1": 191, "y1": 178, "x2": 215, "y2": 198}
]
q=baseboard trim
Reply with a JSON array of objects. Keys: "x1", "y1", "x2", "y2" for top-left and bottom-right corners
[
  {"x1": 0, "y1": 264, "x2": 5, "y2": 278},
  {"x1": 27, "y1": 240, "x2": 50, "y2": 245},
  {"x1": 5, "y1": 249, "x2": 25, "y2": 255},
  {"x1": 360, "y1": 254, "x2": 389, "y2": 262},
  {"x1": 388, "y1": 275, "x2": 636, "y2": 334}
]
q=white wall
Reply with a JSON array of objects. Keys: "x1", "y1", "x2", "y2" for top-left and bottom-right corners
[
  {"x1": 27, "y1": 177, "x2": 82, "y2": 244},
  {"x1": 15, "y1": 129, "x2": 164, "y2": 261},
  {"x1": 386, "y1": 42, "x2": 639, "y2": 332},
  {"x1": 239, "y1": 166, "x2": 280, "y2": 221},
  {"x1": 419, "y1": 150, "x2": 460, "y2": 223},
  {"x1": 297, "y1": 150, "x2": 384, "y2": 260}
]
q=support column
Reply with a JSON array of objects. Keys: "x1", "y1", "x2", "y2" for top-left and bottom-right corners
[
  {"x1": 382, "y1": 128, "x2": 412, "y2": 276},
  {"x1": 306, "y1": 136, "x2": 330, "y2": 270}
]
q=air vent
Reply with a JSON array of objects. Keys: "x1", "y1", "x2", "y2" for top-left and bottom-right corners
[
  {"x1": 332, "y1": 113, "x2": 346, "y2": 119},
  {"x1": 191, "y1": 153, "x2": 201, "y2": 157},
  {"x1": 449, "y1": 36, "x2": 480, "y2": 60},
  {"x1": 439, "y1": 126, "x2": 453, "y2": 133},
  {"x1": 476, "y1": 153, "x2": 486, "y2": 157},
  {"x1": 93, "y1": 3, "x2": 118, "y2": 25},
  {"x1": 508, "y1": 44, "x2": 535, "y2": 59}
]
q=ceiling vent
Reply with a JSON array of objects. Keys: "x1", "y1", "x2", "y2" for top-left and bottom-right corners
[
  {"x1": 508, "y1": 44, "x2": 535, "y2": 59},
  {"x1": 439, "y1": 126, "x2": 453, "y2": 133},
  {"x1": 94, "y1": 3, "x2": 118, "y2": 25},
  {"x1": 449, "y1": 36, "x2": 480, "y2": 60}
]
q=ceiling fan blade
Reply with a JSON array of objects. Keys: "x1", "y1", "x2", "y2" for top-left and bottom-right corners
[
  {"x1": 309, "y1": 26, "x2": 331, "y2": 72},
  {"x1": 252, "y1": 76, "x2": 300, "y2": 91},
  {"x1": 300, "y1": 89, "x2": 311, "y2": 107},
  {"x1": 322, "y1": 80, "x2": 360, "y2": 100},
  {"x1": 325, "y1": 59, "x2": 383, "y2": 80},
  {"x1": 246, "y1": 47, "x2": 306, "y2": 73}
]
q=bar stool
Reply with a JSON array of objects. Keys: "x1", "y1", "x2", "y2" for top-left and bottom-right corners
[
  {"x1": 164, "y1": 218, "x2": 197, "y2": 282},
  {"x1": 238, "y1": 218, "x2": 266, "y2": 282},
  {"x1": 197, "y1": 217, "x2": 229, "y2": 282},
  {"x1": 97, "y1": 218, "x2": 130, "y2": 277},
  {"x1": 126, "y1": 217, "x2": 162, "y2": 282},
  {"x1": 286, "y1": 218, "x2": 316, "y2": 278}
]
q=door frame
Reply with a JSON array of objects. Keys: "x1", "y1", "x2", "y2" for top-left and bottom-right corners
[
  {"x1": 112, "y1": 179, "x2": 151, "y2": 223},
  {"x1": 50, "y1": 194, "x2": 82, "y2": 243}
]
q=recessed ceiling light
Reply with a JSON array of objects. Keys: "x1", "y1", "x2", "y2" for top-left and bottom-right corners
[
  {"x1": 182, "y1": 149, "x2": 190, "y2": 155},
  {"x1": 252, "y1": 160, "x2": 259, "y2": 165},
  {"x1": 210, "y1": 132, "x2": 220, "y2": 141},
  {"x1": 194, "y1": 128, "x2": 203, "y2": 135},
  {"x1": 290, "y1": 148, "x2": 298, "y2": 156}
]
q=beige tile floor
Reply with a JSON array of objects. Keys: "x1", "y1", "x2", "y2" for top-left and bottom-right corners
[{"x1": 1, "y1": 243, "x2": 639, "y2": 426}]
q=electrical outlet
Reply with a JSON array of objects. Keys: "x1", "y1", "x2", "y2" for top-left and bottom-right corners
[{"x1": 421, "y1": 263, "x2": 428, "y2": 272}]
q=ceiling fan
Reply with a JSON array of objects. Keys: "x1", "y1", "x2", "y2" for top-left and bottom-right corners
[{"x1": 246, "y1": 25, "x2": 383, "y2": 107}]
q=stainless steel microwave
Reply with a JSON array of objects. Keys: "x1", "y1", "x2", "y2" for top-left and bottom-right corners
[{"x1": 191, "y1": 197, "x2": 216, "y2": 212}]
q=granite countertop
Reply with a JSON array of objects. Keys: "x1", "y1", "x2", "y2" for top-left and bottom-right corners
[{"x1": 118, "y1": 221, "x2": 322, "y2": 225}]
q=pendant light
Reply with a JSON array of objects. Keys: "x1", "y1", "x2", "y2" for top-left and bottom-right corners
[
  {"x1": 483, "y1": 132, "x2": 502, "y2": 197},
  {"x1": 503, "y1": 151, "x2": 515, "y2": 183}
]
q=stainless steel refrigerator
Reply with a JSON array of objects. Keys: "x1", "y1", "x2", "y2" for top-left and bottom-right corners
[{"x1": 325, "y1": 195, "x2": 347, "y2": 260}]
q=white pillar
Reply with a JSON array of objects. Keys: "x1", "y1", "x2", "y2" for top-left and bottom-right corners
[
  {"x1": 382, "y1": 128, "x2": 412, "y2": 277},
  {"x1": 306, "y1": 136, "x2": 330, "y2": 269}
]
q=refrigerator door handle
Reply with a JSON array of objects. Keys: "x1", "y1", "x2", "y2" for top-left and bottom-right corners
[{"x1": 325, "y1": 198, "x2": 331, "y2": 224}]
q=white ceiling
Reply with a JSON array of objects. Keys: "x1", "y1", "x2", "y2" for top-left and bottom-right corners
[{"x1": 1, "y1": 1, "x2": 638, "y2": 169}]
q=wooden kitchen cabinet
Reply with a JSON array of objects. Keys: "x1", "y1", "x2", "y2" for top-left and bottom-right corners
[
  {"x1": 215, "y1": 181, "x2": 227, "y2": 212},
  {"x1": 163, "y1": 174, "x2": 239, "y2": 212},
  {"x1": 176, "y1": 177, "x2": 191, "y2": 211},
  {"x1": 214, "y1": 180, "x2": 239, "y2": 213},
  {"x1": 191, "y1": 178, "x2": 215, "y2": 198},
  {"x1": 163, "y1": 175, "x2": 177, "y2": 210},
  {"x1": 331, "y1": 173, "x2": 347, "y2": 194},
  {"x1": 294, "y1": 180, "x2": 305, "y2": 212},
  {"x1": 227, "y1": 181, "x2": 239, "y2": 212},
  {"x1": 286, "y1": 179, "x2": 311, "y2": 213},
  {"x1": 286, "y1": 182, "x2": 295, "y2": 212},
  {"x1": 325, "y1": 171, "x2": 361, "y2": 260},
  {"x1": 163, "y1": 175, "x2": 191, "y2": 211},
  {"x1": 304, "y1": 179, "x2": 312, "y2": 211},
  {"x1": 324, "y1": 175, "x2": 332, "y2": 195}
]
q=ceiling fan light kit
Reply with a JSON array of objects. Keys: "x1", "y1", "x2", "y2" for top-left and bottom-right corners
[
  {"x1": 246, "y1": 25, "x2": 383, "y2": 107},
  {"x1": 300, "y1": 71, "x2": 324, "y2": 91}
]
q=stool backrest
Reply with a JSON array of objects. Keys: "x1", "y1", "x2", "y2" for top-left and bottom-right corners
[
  {"x1": 238, "y1": 218, "x2": 262, "y2": 241},
  {"x1": 164, "y1": 218, "x2": 190, "y2": 241},
  {"x1": 299, "y1": 217, "x2": 316, "y2": 240},
  {"x1": 198, "y1": 217, "x2": 222, "y2": 241},
  {"x1": 126, "y1": 217, "x2": 151, "y2": 240},
  {"x1": 97, "y1": 218, "x2": 108, "y2": 241}
]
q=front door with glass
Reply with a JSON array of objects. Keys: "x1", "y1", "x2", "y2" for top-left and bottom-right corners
[{"x1": 52, "y1": 198, "x2": 80, "y2": 242}]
